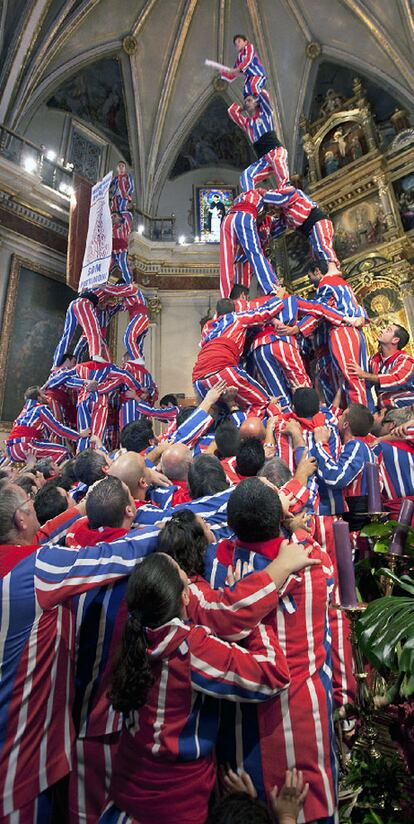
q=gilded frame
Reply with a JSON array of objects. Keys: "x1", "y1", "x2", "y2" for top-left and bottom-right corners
[{"x1": 0, "y1": 255, "x2": 67, "y2": 423}]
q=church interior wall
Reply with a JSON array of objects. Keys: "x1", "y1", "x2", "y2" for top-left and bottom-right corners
[
  {"x1": 156, "y1": 165, "x2": 241, "y2": 237},
  {"x1": 23, "y1": 105, "x2": 127, "y2": 176}
]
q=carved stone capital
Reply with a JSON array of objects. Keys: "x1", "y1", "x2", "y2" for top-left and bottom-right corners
[
  {"x1": 148, "y1": 296, "x2": 162, "y2": 322},
  {"x1": 306, "y1": 42, "x2": 321, "y2": 60},
  {"x1": 123, "y1": 35, "x2": 137, "y2": 55},
  {"x1": 212, "y1": 76, "x2": 227, "y2": 92}
]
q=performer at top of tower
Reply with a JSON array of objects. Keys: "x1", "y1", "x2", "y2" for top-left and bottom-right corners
[
  {"x1": 220, "y1": 34, "x2": 267, "y2": 98},
  {"x1": 228, "y1": 88, "x2": 288, "y2": 193}
]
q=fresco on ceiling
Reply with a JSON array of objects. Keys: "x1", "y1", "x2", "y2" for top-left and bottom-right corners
[
  {"x1": 47, "y1": 58, "x2": 131, "y2": 162},
  {"x1": 170, "y1": 97, "x2": 255, "y2": 178},
  {"x1": 393, "y1": 173, "x2": 414, "y2": 231}
]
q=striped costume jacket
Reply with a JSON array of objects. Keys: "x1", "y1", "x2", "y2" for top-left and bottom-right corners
[
  {"x1": 370, "y1": 350, "x2": 414, "y2": 407},
  {"x1": 0, "y1": 527, "x2": 160, "y2": 818},
  {"x1": 209, "y1": 531, "x2": 337, "y2": 822}
]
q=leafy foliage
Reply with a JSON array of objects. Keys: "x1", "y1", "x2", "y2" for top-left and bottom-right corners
[
  {"x1": 356, "y1": 572, "x2": 414, "y2": 698},
  {"x1": 341, "y1": 749, "x2": 410, "y2": 822}
]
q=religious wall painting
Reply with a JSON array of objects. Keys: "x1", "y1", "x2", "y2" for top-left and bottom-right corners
[
  {"x1": 392, "y1": 173, "x2": 414, "y2": 231},
  {"x1": 0, "y1": 257, "x2": 75, "y2": 422},
  {"x1": 319, "y1": 121, "x2": 367, "y2": 178},
  {"x1": 170, "y1": 97, "x2": 254, "y2": 178},
  {"x1": 344, "y1": 257, "x2": 414, "y2": 357},
  {"x1": 47, "y1": 58, "x2": 131, "y2": 162},
  {"x1": 332, "y1": 195, "x2": 387, "y2": 260},
  {"x1": 194, "y1": 186, "x2": 237, "y2": 242}
]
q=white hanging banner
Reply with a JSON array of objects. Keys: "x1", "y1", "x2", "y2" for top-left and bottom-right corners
[{"x1": 79, "y1": 171, "x2": 113, "y2": 292}]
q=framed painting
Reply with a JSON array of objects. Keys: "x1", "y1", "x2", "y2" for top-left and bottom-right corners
[
  {"x1": 0, "y1": 256, "x2": 75, "y2": 423},
  {"x1": 392, "y1": 172, "x2": 414, "y2": 232},
  {"x1": 332, "y1": 194, "x2": 387, "y2": 259},
  {"x1": 194, "y1": 186, "x2": 237, "y2": 243}
]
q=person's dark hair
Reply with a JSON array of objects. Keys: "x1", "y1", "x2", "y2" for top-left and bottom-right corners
[
  {"x1": 258, "y1": 457, "x2": 292, "y2": 487},
  {"x1": 292, "y1": 387, "x2": 320, "y2": 418},
  {"x1": 188, "y1": 455, "x2": 228, "y2": 499},
  {"x1": 309, "y1": 259, "x2": 329, "y2": 276},
  {"x1": 227, "y1": 477, "x2": 281, "y2": 543},
  {"x1": 74, "y1": 449, "x2": 107, "y2": 486},
  {"x1": 0, "y1": 470, "x2": 10, "y2": 482},
  {"x1": 59, "y1": 459, "x2": 77, "y2": 490},
  {"x1": 176, "y1": 406, "x2": 197, "y2": 429},
  {"x1": 80, "y1": 290, "x2": 99, "y2": 307},
  {"x1": 393, "y1": 324, "x2": 410, "y2": 350},
  {"x1": 56, "y1": 351, "x2": 74, "y2": 367},
  {"x1": 108, "y1": 554, "x2": 184, "y2": 713},
  {"x1": 229, "y1": 284, "x2": 249, "y2": 300},
  {"x1": 120, "y1": 420, "x2": 154, "y2": 452},
  {"x1": 235, "y1": 438, "x2": 265, "y2": 477},
  {"x1": 233, "y1": 33, "x2": 248, "y2": 44},
  {"x1": 15, "y1": 474, "x2": 37, "y2": 497},
  {"x1": 24, "y1": 386, "x2": 40, "y2": 402},
  {"x1": 34, "y1": 457, "x2": 56, "y2": 480},
  {"x1": 215, "y1": 420, "x2": 241, "y2": 458},
  {"x1": 86, "y1": 476, "x2": 130, "y2": 530},
  {"x1": 159, "y1": 393, "x2": 178, "y2": 407},
  {"x1": 346, "y1": 403, "x2": 374, "y2": 437},
  {"x1": 216, "y1": 298, "x2": 235, "y2": 317},
  {"x1": 208, "y1": 793, "x2": 271, "y2": 823},
  {"x1": 157, "y1": 509, "x2": 208, "y2": 576},
  {"x1": 34, "y1": 483, "x2": 67, "y2": 525}
]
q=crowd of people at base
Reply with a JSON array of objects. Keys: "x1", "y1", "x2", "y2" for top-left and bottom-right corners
[{"x1": 2, "y1": 32, "x2": 414, "y2": 824}]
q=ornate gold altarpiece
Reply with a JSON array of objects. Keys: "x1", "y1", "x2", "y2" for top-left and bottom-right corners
[{"x1": 269, "y1": 78, "x2": 414, "y2": 356}]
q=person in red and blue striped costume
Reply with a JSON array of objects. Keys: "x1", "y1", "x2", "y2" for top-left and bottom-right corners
[
  {"x1": 193, "y1": 295, "x2": 285, "y2": 418},
  {"x1": 208, "y1": 478, "x2": 338, "y2": 823},
  {"x1": 349, "y1": 322, "x2": 414, "y2": 408},
  {"x1": 228, "y1": 88, "x2": 288, "y2": 192},
  {"x1": 221, "y1": 35, "x2": 267, "y2": 97},
  {"x1": 6, "y1": 385, "x2": 79, "y2": 464},
  {"x1": 299, "y1": 261, "x2": 374, "y2": 409},
  {"x1": 0, "y1": 479, "x2": 161, "y2": 824}
]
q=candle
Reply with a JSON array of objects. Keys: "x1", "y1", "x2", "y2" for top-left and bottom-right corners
[
  {"x1": 389, "y1": 498, "x2": 414, "y2": 556},
  {"x1": 366, "y1": 462, "x2": 382, "y2": 513},
  {"x1": 333, "y1": 519, "x2": 359, "y2": 607}
]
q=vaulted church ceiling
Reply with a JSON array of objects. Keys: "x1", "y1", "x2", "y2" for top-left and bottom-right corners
[{"x1": 1, "y1": 0, "x2": 414, "y2": 211}]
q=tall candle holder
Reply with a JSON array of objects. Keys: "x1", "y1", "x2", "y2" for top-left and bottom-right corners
[{"x1": 337, "y1": 604, "x2": 381, "y2": 757}]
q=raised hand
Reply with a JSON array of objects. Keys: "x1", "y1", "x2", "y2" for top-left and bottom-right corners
[{"x1": 269, "y1": 768, "x2": 309, "y2": 823}]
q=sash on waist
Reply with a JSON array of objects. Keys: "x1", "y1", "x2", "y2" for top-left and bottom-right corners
[
  {"x1": 229, "y1": 202, "x2": 258, "y2": 218},
  {"x1": 8, "y1": 425, "x2": 39, "y2": 441}
]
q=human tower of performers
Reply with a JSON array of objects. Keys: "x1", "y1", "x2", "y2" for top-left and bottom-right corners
[{"x1": 1, "y1": 33, "x2": 414, "y2": 824}]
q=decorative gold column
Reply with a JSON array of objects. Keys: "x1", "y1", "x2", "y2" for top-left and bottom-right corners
[
  {"x1": 373, "y1": 173, "x2": 399, "y2": 234},
  {"x1": 300, "y1": 115, "x2": 318, "y2": 184}
]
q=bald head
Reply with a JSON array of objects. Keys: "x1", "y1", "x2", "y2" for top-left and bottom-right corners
[
  {"x1": 239, "y1": 416, "x2": 266, "y2": 442},
  {"x1": 108, "y1": 451, "x2": 148, "y2": 499},
  {"x1": 161, "y1": 443, "x2": 192, "y2": 482}
]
